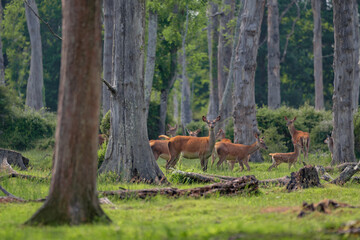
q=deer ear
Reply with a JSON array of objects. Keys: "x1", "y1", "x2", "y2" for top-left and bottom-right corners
[
  {"x1": 216, "y1": 115, "x2": 221, "y2": 121},
  {"x1": 293, "y1": 116, "x2": 297, "y2": 121},
  {"x1": 196, "y1": 129, "x2": 201, "y2": 133},
  {"x1": 202, "y1": 116, "x2": 207, "y2": 122},
  {"x1": 167, "y1": 124, "x2": 171, "y2": 128},
  {"x1": 284, "y1": 116, "x2": 288, "y2": 121},
  {"x1": 186, "y1": 129, "x2": 190, "y2": 134},
  {"x1": 254, "y1": 133, "x2": 259, "y2": 139}
]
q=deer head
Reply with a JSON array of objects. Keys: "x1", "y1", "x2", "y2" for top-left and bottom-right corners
[
  {"x1": 284, "y1": 116, "x2": 296, "y2": 127},
  {"x1": 215, "y1": 128, "x2": 226, "y2": 141},
  {"x1": 254, "y1": 133, "x2": 268, "y2": 150},
  {"x1": 202, "y1": 116, "x2": 221, "y2": 129},
  {"x1": 187, "y1": 128, "x2": 201, "y2": 137},
  {"x1": 166, "y1": 124, "x2": 178, "y2": 137}
]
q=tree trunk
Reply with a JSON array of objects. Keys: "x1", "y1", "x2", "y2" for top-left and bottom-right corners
[
  {"x1": 331, "y1": 0, "x2": 357, "y2": 165},
  {"x1": 0, "y1": 2, "x2": 5, "y2": 85},
  {"x1": 102, "y1": 0, "x2": 114, "y2": 114},
  {"x1": 173, "y1": 92, "x2": 179, "y2": 123},
  {"x1": 144, "y1": 8, "x2": 158, "y2": 118},
  {"x1": 99, "y1": 0, "x2": 166, "y2": 184},
  {"x1": 312, "y1": 0, "x2": 324, "y2": 111},
  {"x1": 25, "y1": 0, "x2": 44, "y2": 110},
  {"x1": 207, "y1": 1, "x2": 220, "y2": 120},
  {"x1": 233, "y1": 0, "x2": 265, "y2": 162},
  {"x1": 267, "y1": 0, "x2": 281, "y2": 109},
  {"x1": 25, "y1": 0, "x2": 110, "y2": 225},
  {"x1": 181, "y1": 6, "x2": 192, "y2": 127},
  {"x1": 352, "y1": 1, "x2": 360, "y2": 112}
]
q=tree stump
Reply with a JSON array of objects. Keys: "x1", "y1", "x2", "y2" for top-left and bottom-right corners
[
  {"x1": 0, "y1": 148, "x2": 29, "y2": 170},
  {"x1": 286, "y1": 165, "x2": 321, "y2": 192}
]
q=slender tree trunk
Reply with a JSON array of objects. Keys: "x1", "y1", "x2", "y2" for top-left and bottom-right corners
[
  {"x1": 267, "y1": 0, "x2": 281, "y2": 109},
  {"x1": 181, "y1": 6, "x2": 192, "y2": 127},
  {"x1": 144, "y1": 8, "x2": 158, "y2": 118},
  {"x1": 0, "y1": 2, "x2": 5, "y2": 85},
  {"x1": 233, "y1": 0, "x2": 265, "y2": 162},
  {"x1": 173, "y1": 92, "x2": 179, "y2": 123},
  {"x1": 99, "y1": 0, "x2": 166, "y2": 184},
  {"x1": 102, "y1": 0, "x2": 114, "y2": 114},
  {"x1": 207, "y1": 1, "x2": 220, "y2": 119},
  {"x1": 25, "y1": 0, "x2": 110, "y2": 225},
  {"x1": 331, "y1": 0, "x2": 357, "y2": 165},
  {"x1": 352, "y1": 0, "x2": 360, "y2": 112},
  {"x1": 25, "y1": 0, "x2": 44, "y2": 110},
  {"x1": 312, "y1": 0, "x2": 324, "y2": 110}
]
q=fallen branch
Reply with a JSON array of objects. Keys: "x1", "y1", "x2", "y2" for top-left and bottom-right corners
[
  {"x1": 101, "y1": 175, "x2": 259, "y2": 199},
  {"x1": 0, "y1": 173, "x2": 48, "y2": 182},
  {"x1": 331, "y1": 161, "x2": 360, "y2": 185},
  {"x1": 101, "y1": 78, "x2": 116, "y2": 94},
  {"x1": 0, "y1": 184, "x2": 24, "y2": 201},
  {"x1": 298, "y1": 199, "x2": 358, "y2": 218},
  {"x1": 259, "y1": 176, "x2": 291, "y2": 187},
  {"x1": 171, "y1": 170, "x2": 228, "y2": 183}
]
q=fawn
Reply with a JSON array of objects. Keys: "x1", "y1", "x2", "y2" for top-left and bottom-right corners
[
  {"x1": 214, "y1": 133, "x2": 268, "y2": 171},
  {"x1": 268, "y1": 142, "x2": 302, "y2": 171},
  {"x1": 211, "y1": 129, "x2": 232, "y2": 167},
  {"x1": 324, "y1": 135, "x2": 334, "y2": 159},
  {"x1": 166, "y1": 116, "x2": 221, "y2": 171},
  {"x1": 284, "y1": 116, "x2": 310, "y2": 163}
]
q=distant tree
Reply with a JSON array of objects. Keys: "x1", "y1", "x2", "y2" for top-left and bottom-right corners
[
  {"x1": 24, "y1": 0, "x2": 43, "y2": 110},
  {"x1": 312, "y1": 0, "x2": 324, "y2": 110},
  {"x1": 25, "y1": 0, "x2": 110, "y2": 225},
  {"x1": 331, "y1": 0, "x2": 357, "y2": 165},
  {"x1": 99, "y1": 0, "x2": 166, "y2": 183},
  {"x1": 0, "y1": 2, "x2": 5, "y2": 86},
  {"x1": 233, "y1": 0, "x2": 265, "y2": 162},
  {"x1": 267, "y1": 0, "x2": 280, "y2": 109}
]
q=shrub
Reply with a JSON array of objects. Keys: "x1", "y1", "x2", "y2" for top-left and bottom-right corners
[
  {"x1": 97, "y1": 141, "x2": 107, "y2": 168},
  {"x1": 100, "y1": 110, "x2": 110, "y2": 136}
]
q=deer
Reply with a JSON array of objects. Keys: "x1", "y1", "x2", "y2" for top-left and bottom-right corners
[
  {"x1": 268, "y1": 142, "x2": 302, "y2": 171},
  {"x1": 211, "y1": 129, "x2": 232, "y2": 167},
  {"x1": 324, "y1": 135, "x2": 334, "y2": 159},
  {"x1": 166, "y1": 116, "x2": 221, "y2": 171},
  {"x1": 187, "y1": 128, "x2": 201, "y2": 137},
  {"x1": 284, "y1": 116, "x2": 310, "y2": 163},
  {"x1": 158, "y1": 124, "x2": 178, "y2": 140},
  {"x1": 214, "y1": 133, "x2": 268, "y2": 171}
]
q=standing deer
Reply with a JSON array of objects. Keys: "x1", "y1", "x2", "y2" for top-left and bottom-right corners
[
  {"x1": 166, "y1": 116, "x2": 221, "y2": 171},
  {"x1": 211, "y1": 129, "x2": 231, "y2": 167},
  {"x1": 158, "y1": 124, "x2": 178, "y2": 140},
  {"x1": 324, "y1": 135, "x2": 334, "y2": 159},
  {"x1": 214, "y1": 133, "x2": 268, "y2": 171},
  {"x1": 268, "y1": 142, "x2": 302, "y2": 171},
  {"x1": 284, "y1": 116, "x2": 310, "y2": 163}
]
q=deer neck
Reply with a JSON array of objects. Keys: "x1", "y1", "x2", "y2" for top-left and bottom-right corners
[
  {"x1": 288, "y1": 124, "x2": 297, "y2": 137},
  {"x1": 208, "y1": 128, "x2": 216, "y2": 151},
  {"x1": 248, "y1": 141, "x2": 260, "y2": 155}
]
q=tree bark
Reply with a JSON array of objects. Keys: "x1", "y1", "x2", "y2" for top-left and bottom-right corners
[
  {"x1": 144, "y1": 8, "x2": 158, "y2": 118},
  {"x1": 207, "y1": 1, "x2": 220, "y2": 120},
  {"x1": 102, "y1": 0, "x2": 114, "y2": 114},
  {"x1": 312, "y1": 0, "x2": 324, "y2": 110},
  {"x1": 99, "y1": 0, "x2": 166, "y2": 184},
  {"x1": 331, "y1": 0, "x2": 357, "y2": 165},
  {"x1": 267, "y1": 0, "x2": 281, "y2": 109},
  {"x1": 25, "y1": 0, "x2": 110, "y2": 225},
  {"x1": 181, "y1": 6, "x2": 192, "y2": 127},
  {"x1": 0, "y1": 2, "x2": 5, "y2": 85},
  {"x1": 352, "y1": 1, "x2": 360, "y2": 112},
  {"x1": 233, "y1": 0, "x2": 265, "y2": 162},
  {"x1": 25, "y1": 0, "x2": 44, "y2": 110}
]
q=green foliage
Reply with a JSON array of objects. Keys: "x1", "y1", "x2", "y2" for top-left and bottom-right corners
[
  {"x1": 97, "y1": 141, "x2": 107, "y2": 169},
  {"x1": 147, "y1": 101, "x2": 161, "y2": 139},
  {"x1": 184, "y1": 120, "x2": 207, "y2": 137},
  {"x1": 100, "y1": 110, "x2": 111, "y2": 136}
]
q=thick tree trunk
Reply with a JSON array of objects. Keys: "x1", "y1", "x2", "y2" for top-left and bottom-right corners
[
  {"x1": 144, "y1": 8, "x2": 158, "y2": 118},
  {"x1": 99, "y1": 1, "x2": 166, "y2": 184},
  {"x1": 312, "y1": 0, "x2": 324, "y2": 110},
  {"x1": 0, "y1": 2, "x2": 5, "y2": 85},
  {"x1": 207, "y1": 2, "x2": 220, "y2": 120},
  {"x1": 25, "y1": 0, "x2": 44, "y2": 110},
  {"x1": 181, "y1": 6, "x2": 192, "y2": 127},
  {"x1": 267, "y1": 0, "x2": 281, "y2": 109},
  {"x1": 331, "y1": 0, "x2": 357, "y2": 165},
  {"x1": 25, "y1": 0, "x2": 110, "y2": 225},
  {"x1": 352, "y1": 1, "x2": 360, "y2": 111},
  {"x1": 233, "y1": 0, "x2": 265, "y2": 163},
  {"x1": 102, "y1": 0, "x2": 114, "y2": 114}
]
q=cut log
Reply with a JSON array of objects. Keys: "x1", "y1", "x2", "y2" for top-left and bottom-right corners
[
  {"x1": 101, "y1": 175, "x2": 259, "y2": 199},
  {"x1": 286, "y1": 165, "x2": 321, "y2": 192},
  {"x1": 259, "y1": 176, "x2": 291, "y2": 187},
  {"x1": 331, "y1": 161, "x2": 360, "y2": 185},
  {"x1": 0, "y1": 148, "x2": 29, "y2": 170}
]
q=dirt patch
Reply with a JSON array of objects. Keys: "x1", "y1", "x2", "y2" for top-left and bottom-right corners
[{"x1": 261, "y1": 206, "x2": 300, "y2": 214}]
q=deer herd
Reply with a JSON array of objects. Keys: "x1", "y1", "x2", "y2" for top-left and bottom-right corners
[{"x1": 149, "y1": 115, "x2": 330, "y2": 172}]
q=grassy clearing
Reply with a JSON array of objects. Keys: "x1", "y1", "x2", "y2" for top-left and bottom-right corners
[{"x1": 0, "y1": 149, "x2": 359, "y2": 239}]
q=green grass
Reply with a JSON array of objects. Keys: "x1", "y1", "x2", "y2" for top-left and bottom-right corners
[{"x1": 0, "y1": 149, "x2": 359, "y2": 240}]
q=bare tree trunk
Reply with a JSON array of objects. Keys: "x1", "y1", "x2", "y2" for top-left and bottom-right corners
[
  {"x1": 99, "y1": 0, "x2": 166, "y2": 184},
  {"x1": 173, "y1": 92, "x2": 179, "y2": 123},
  {"x1": 0, "y1": 2, "x2": 5, "y2": 85},
  {"x1": 25, "y1": 0, "x2": 44, "y2": 110},
  {"x1": 331, "y1": 0, "x2": 357, "y2": 165},
  {"x1": 144, "y1": 8, "x2": 158, "y2": 118},
  {"x1": 207, "y1": 1, "x2": 220, "y2": 119},
  {"x1": 267, "y1": 0, "x2": 281, "y2": 109},
  {"x1": 352, "y1": 1, "x2": 360, "y2": 112},
  {"x1": 312, "y1": 0, "x2": 324, "y2": 111},
  {"x1": 102, "y1": 0, "x2": 114, "y2": 114},
  {"x1": 25, "y1": 0, "x2": 110, "y2": 225},
  {"x1": 233, "y1": 0, "x2": 265, "y2": 163},
  {"x1": 181, "y1": 6, "x2": 192, "y2": 127}
]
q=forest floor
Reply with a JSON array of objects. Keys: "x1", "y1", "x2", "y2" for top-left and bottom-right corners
[{"x1": 0, "y1": 149, "x2": 360, "y2": 240}]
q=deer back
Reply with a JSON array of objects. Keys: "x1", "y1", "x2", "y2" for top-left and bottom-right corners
[{"x1": 168, "y1": 135, "x2": 211, "y2": 155}]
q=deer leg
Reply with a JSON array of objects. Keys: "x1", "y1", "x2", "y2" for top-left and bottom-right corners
[
  {"x1": 237, "y1": 158, "x2": 244, "y2": 172},
  {"x1": 244, "y1": 156, "x2": 251, "y2": 171},
  {"x1": 229, "y1": 161, "x2": 235, "y2": 171},
  {"x1": 211, "y1": 150, "x2": 216, "y2": 167},
  {"x1": 202, "y1": 157, "x2": 209, "y2": 172},
  {"x1": 216, "y1": 155, "x2": 227, "y2": 169}
]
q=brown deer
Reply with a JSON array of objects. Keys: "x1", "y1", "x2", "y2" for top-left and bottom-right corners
[
  {"x1": 158, "y1": 124, "x2": 178, "y2": 140},
  {"x1": 166, "y1": 116, "x2": 221, "y2": 171},
  {"x1": 211, "y1": 129, "x2": 232, "y2": 167},
  {"x1": 187, "y1": 128, "x2": 201, "y2": 137},
  {"x1": 284, "y1": 116, "x2": 310, "y2": 163},
  {"x1": 214, "y1": 133, "x2": 268, "y2": 171},
  {"x1": 149, "y1": 139, "x2": 170, "y2": 161},
  {"x1": 324, "y1": 135, "x2": 334, "y2": 159},
  {"x1": 268, "y1": 142, "x2": 302, "y2": 171}
]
